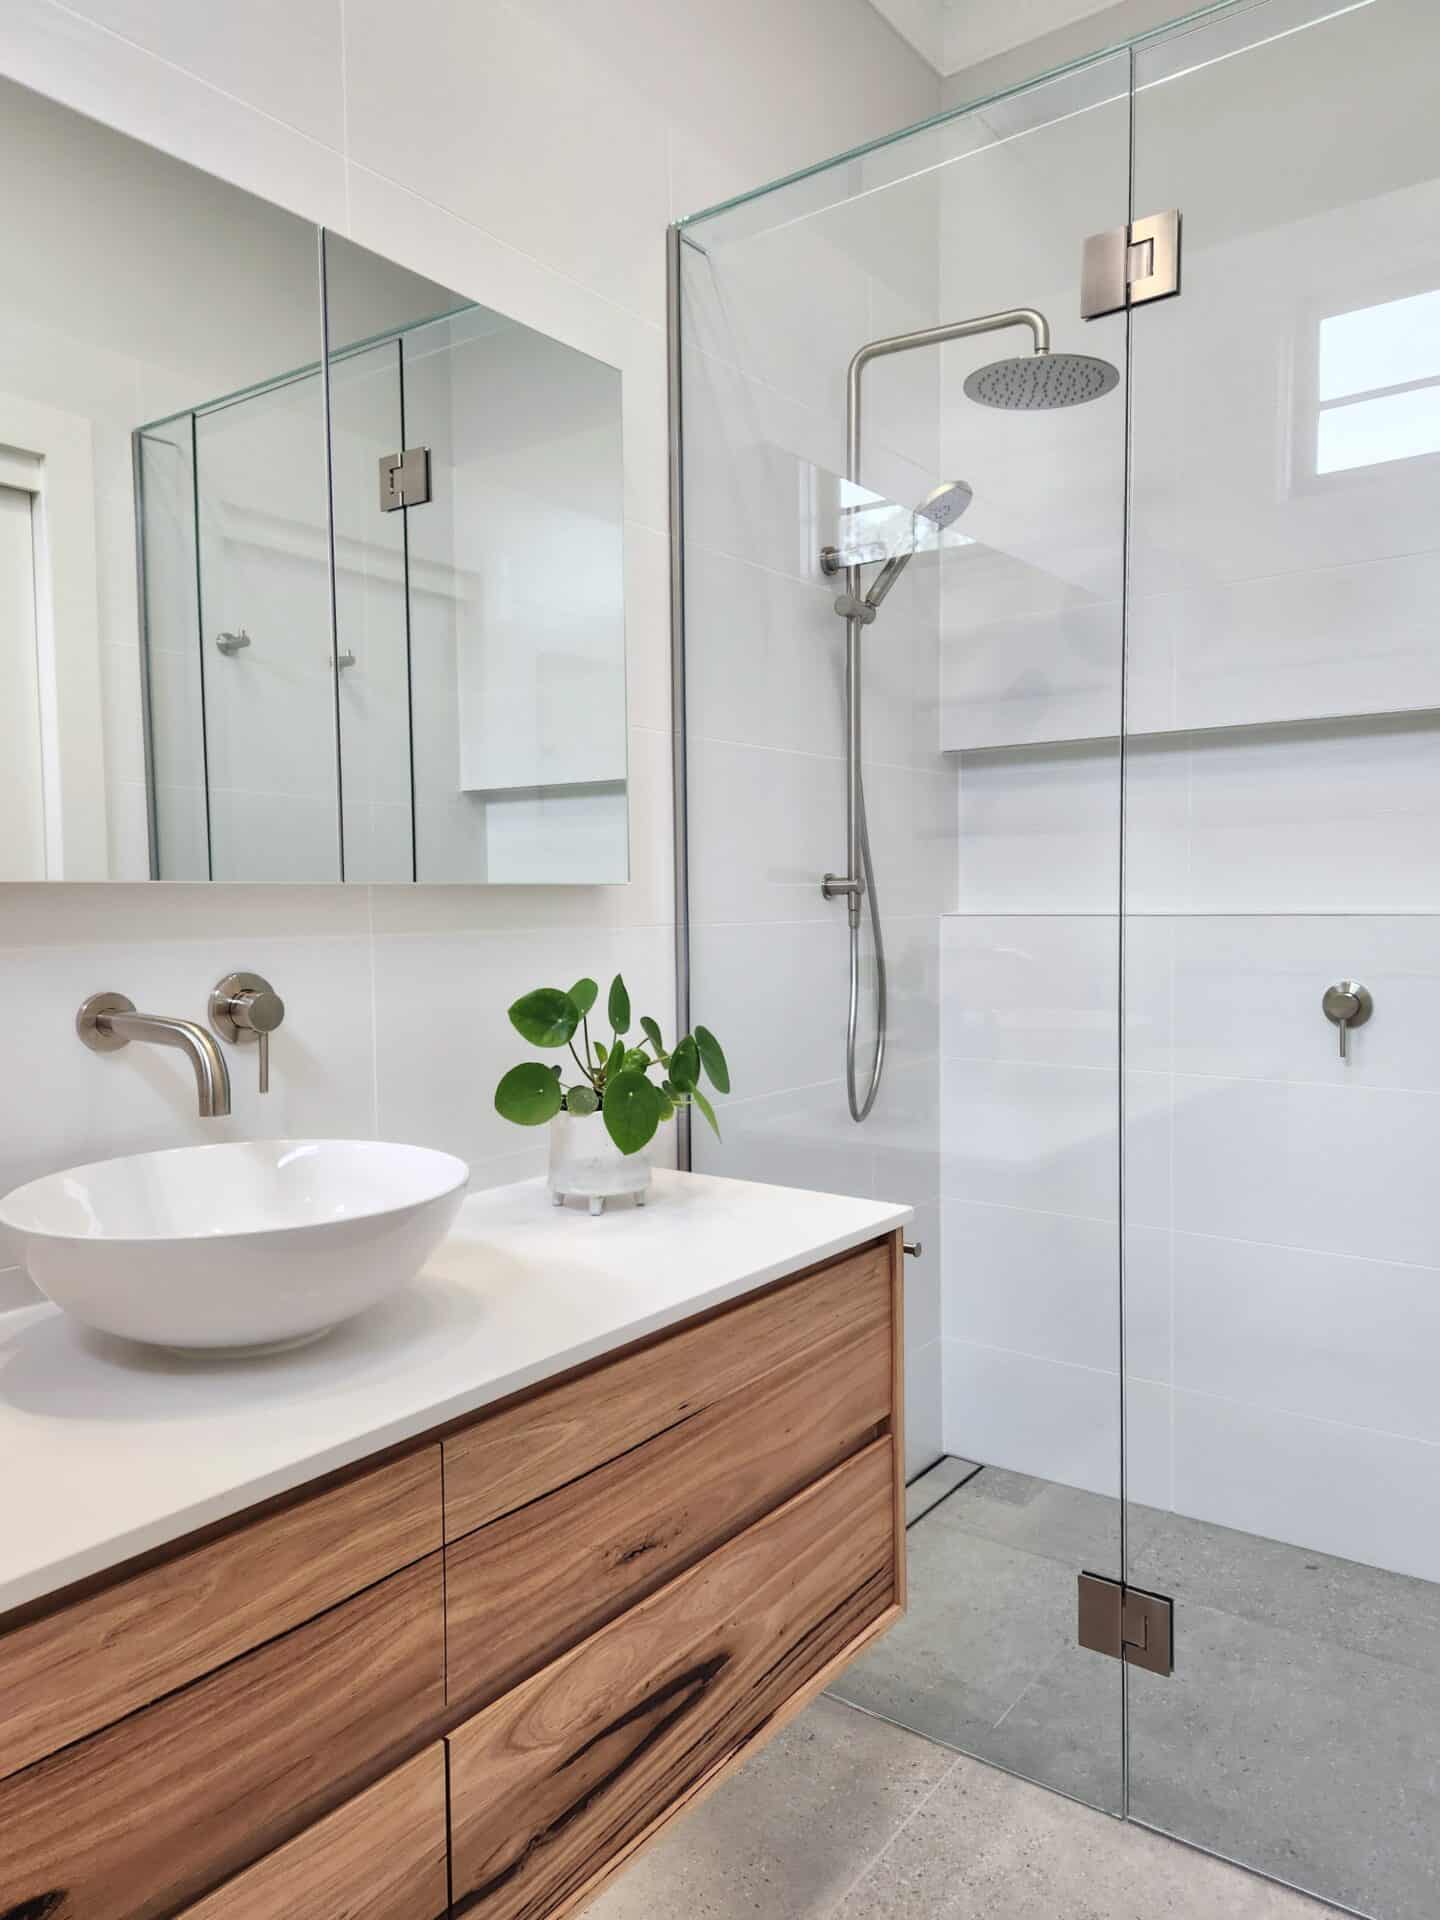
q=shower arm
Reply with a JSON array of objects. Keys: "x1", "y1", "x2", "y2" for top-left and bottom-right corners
[{"x1": 837, "y1": 306, "x2": 1050, "y2": 918}]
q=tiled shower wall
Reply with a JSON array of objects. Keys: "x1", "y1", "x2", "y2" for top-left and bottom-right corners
[
  {"x1": 939, "y1": 0, "x2": 1440, "y2": 1582},
  {"x1": 0, "y1": 0, "x2": 937, "y2": 1305}
]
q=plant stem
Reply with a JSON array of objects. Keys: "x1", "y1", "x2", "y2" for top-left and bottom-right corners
[{"x1": 568, "y1": 1038, "x2": 595, "y2": 1087}]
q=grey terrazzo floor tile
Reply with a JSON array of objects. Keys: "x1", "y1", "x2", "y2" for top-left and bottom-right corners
[
  {"x1": 580, "y1": 1696, "x2": 955, "y2": 1920},
  {"x1": 831, "y1": 1749, "x2": 1344, "y2": 1920}
]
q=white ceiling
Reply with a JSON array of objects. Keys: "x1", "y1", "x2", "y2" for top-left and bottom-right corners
[{"x1": 871, "y1": 0, "x2": 1122, "y2": 75}]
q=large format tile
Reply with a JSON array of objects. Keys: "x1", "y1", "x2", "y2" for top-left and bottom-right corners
[
  {"x1": 835, "y1": 1749, "x2": 1339, "y2": 1919},
  {"x1": 61, "y1": 0, "x2": 346, "y2": 149},
  {"x1": 582, "y1": 1697, "x2": 955, "y2": 1920},
  {"x1": 1170, "y1": 1074, "x2": 1440, "y2": 1269},
  {"x1": 1128, "y1": 1600, "x2": 1440, "y2": 1920},
  {"x1": 345, "y1": 0, "x2": 670, "y2": 321},
  {"x1": 0, "y1": 0, "x2": 348, "y2": 227},
  {"x1": 941, "y1": 1342, "x2": 1121, "y2": 1498}
]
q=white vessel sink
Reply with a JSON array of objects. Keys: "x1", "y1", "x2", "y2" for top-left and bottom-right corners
[{"x1": 0, "y1": 1139, "x2": 469, "y2": 1354}]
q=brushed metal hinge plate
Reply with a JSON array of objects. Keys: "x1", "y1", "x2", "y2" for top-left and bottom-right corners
[
  {"x1": 1081, "y1": 209, "x2": 1181, "y2": 320},
  {"x1": 1077, "y1": 1571, "x2": 1174, "y2": 1675},
  {"x1": 378, "y1": 445, "x2": 431, "y2": 512}
]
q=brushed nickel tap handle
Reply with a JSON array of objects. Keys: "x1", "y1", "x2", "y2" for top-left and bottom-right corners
[
  {"x1": 210, "y1": 971, "x2": 285, "y2": 1094},
  {"x1": 1322, "y1": 980, "x2": 1372, "y2": 1061}
]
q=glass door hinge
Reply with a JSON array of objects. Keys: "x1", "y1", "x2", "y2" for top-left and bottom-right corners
[
  {"x1": 378, "y1": 445, "x2": 431, "y2": 511},
  {"x1": 1080, "y1": 210, "x2": 1181, "y2": 320},
  {"x1": 1077, "y1": 1571, "x2": 1174, "y2": 1675}
]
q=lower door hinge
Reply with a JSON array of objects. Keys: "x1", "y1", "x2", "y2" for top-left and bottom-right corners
[
  {"x1": 1080, "y1": 209, "x2": 1180, "y2": 320},
  {"x1": 378, "y1": 445, "x2": 431, "y2": 512},
  {"x1": 1077, "y1": 1571, "x2": 1174, "y2": 1676}
]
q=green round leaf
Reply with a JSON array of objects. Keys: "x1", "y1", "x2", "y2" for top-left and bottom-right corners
[
  {"x1": 495, "y1": 1062, "x2": 564, "y2": 1126},
  {"x1": 568, "y1": 977, "x2": 599, "y2": 1017},
  {"x1": 508, "y1": 987, "x2": 580, "y2": 1048},
  {"x1": 669, "y1": 1034, "x2": 700, "y2": 1093},
  {"x1": 608, "y1": 972, "x2": 631, "y2": 1036},
  {"x1": 693, "y1": 1025, "x2": 730, "y2": 1095},
  {"x1": 640, "y1": 1015, "x2": 664, "y2": 1052},
  {"x1": 565, "y1": 1083, "x2": 599, "y2": 1115},
  {"x1": 602, "y1": 1068, "x2": 661, "y2": 1155},
  {"x1": 691, "y1": 1085, "x2": 721, "y2": 1139}
]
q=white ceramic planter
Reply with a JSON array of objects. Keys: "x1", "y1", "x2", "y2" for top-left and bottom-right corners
[{"x1": 548, "y1": 1110, "x2": 651, "y2": 1215}]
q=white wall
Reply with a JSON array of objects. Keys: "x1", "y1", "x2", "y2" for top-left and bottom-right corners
[
  {"x1": 0, "y1": 0, "x2": 937, "y2": 1309},
  {"x1": 939, "y1": 0, "x2": 1440, "y2": 1581}
]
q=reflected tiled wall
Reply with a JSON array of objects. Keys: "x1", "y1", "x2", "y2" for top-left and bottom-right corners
[{"x1": 0, "y1": 0, "x2": 938, "y2": 1307}]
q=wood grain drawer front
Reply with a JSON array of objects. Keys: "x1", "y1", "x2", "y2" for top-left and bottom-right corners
[
  {"x1": 0, "y1": 1444, "x2": 442, "y2": 1782},
  {"x1": 443, "y1": 1237, "x2": 893, "y2": 1541},
  {"x1": 175, "y1": 1746, "x2": 449, "y2": 1920},
  {"x1": 446, "y1": 1289, "x2": 892, "y2": 1710},
  {"x1": 448, "y1": 1438, "x2": 896, "y2": 1920},
  {"x1": 0, "y1": 1552, "x2": 445, "y2": 1920}
]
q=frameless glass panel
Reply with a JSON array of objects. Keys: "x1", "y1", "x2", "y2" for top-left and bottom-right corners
[
  {"x1": 326, "y1": 338, "x2": 414, "y2": 882},
  {"x1": 195, "y1": 374, "x2": 340, "y2": 882},
  {"x1": 1124, "y1": 1, "x2": 1440, "y2": 1913},
  {"x1": 681, "y1": 49, "x2": 1132, "y2": 1810}
]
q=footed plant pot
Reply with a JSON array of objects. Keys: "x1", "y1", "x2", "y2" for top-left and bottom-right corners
[{"x1": 548, "y1": 1110, "x2": 651, "y2": 1215}]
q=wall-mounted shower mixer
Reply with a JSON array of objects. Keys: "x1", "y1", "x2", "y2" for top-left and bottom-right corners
[
  {"x1": 1322, "y1": 980, "x2": 1373, "y2": 1060},
  {"x1": 820, "y1": 306, "x2": 1119, "y2": 1123}
]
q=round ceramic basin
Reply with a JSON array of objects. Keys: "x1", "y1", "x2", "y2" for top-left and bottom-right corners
[{"x1": 0, "y1": 1139, "x2": 469, "y2": 1354}]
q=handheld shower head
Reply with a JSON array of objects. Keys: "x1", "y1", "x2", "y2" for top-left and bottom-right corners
[
  {"x1": 962, "y1": 350, "x2": 1118, "y2": 410},
  {"x1": 855, "y1": 479, "x2": 973, "y2": 617},
  {"x1": 914, "y1": 478, "x2": 973, "y2": 528}
]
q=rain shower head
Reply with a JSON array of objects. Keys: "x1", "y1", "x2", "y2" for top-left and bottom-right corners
[{"x1": 962, "y1": 350, "x2": 1118, "y2": 410}]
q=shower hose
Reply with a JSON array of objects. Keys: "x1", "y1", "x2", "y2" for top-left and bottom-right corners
[{"x1": 846, "y1": 762, "x2": 887, "y2": 1123}]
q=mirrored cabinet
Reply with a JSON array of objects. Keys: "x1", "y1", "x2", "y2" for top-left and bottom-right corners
[{"x1": 0, "y1": 77, "x2": 627, "y2": 885}]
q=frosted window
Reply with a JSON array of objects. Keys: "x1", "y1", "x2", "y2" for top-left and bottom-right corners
[{"x1": 1315, "y1": 290, "x2": 1440, "y2": 473}]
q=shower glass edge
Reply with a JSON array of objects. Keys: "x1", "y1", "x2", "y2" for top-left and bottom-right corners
[{"x1": 671, "y1": 34, "x2": 1134, "y2": 1816}]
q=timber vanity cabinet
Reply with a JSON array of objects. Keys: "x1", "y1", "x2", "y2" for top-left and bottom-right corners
[{"x1": 0, "y1": 1211, "x2": 906, "y2": 1920}]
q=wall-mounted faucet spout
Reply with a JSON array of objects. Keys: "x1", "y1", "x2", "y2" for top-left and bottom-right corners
[{"x1": 77, "y1": 993, "x2": 232, "y2": 1118}]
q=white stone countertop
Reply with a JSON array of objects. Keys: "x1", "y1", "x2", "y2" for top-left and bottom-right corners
[{"x1": 0, "y1": 1170, "x2": 909, "y2": 1615}]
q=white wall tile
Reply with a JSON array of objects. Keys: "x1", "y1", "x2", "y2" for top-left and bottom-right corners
[
  {"x1": 1170, "y1": 1386, "x2": 1440, "y2": 1585},
  {"x1": 906, "y1": 1336, "x2": 945, "y2": 1480},
  {"x1": 1170, "y1": 1073, "x2": 1440, "y2": 1270},
  {"x1": 62, "y1": 0, "x2": 347, "y2": 149},
  {"x1": 345, "y1": 0, "x2": 671, "y2": 323},
  {"x1": 944, "y1": 1198, "x2": 1119, "y2": 1374},
  {"x1": 1172, "y1": 1232, "x2": 1440, "y2": 1446},
  {"x1": 0, "y1": 0, "x2": 348, "y2": 226},
  {"x1": 941, "y1": 1336, "x2": 1122, "y2": 1499}
]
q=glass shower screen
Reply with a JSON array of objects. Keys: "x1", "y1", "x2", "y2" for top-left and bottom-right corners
[{"x1": 675, "y1": 49, "x2": 1133, "y2": 1811}]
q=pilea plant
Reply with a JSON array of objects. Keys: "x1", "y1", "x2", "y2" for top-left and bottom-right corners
[{"x1": 494, "y1": 973, "x2": 729, "y2": 1155}]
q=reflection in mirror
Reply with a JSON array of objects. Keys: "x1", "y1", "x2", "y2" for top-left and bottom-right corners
[
  {"x1": 1, "y1": 78, "x2": 627, "y2": 883},
  {"x1": 323, "y1": 235, "x2": 628, "y2": 884}
]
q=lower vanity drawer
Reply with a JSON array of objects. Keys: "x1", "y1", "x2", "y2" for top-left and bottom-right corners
[
  {"x1": 176, "y1": 1745, "x2": 449, "y2": 1920},
  {"x1": 446, "y1": 1436, "x2": 897, "y2": 1920},
  {"x1": 445, "y1": 1271, "x2": 893, "y2": 1709},
  {"x1": 0, "y1": 1553, "x2": 445, "y2": 1920}
]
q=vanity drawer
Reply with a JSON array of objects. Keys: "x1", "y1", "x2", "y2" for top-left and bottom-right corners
[
  {"x1": 442, "y1": 1237, "x2": 894, "y2": 1539},
  {"x1": 447, "y1": 1437, "x2": 897, "y2": 1920},
  {"x1": 175, "y1": 1745, "x2": 448, "y2": 1920},
  {"x1": 0, "y1": 1552, "x2": 445, "y2": 1920},
  {"x1": 0, "y1": 1444, "x2": 442, "y2": 1781},
  {"x1": 445, "y1": 1289, "x2": 892, "y2": 1709}
]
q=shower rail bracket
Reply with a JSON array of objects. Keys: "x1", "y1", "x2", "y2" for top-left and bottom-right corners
[
  {"x1": 1080, "y1": 209, "x2": 1181, "y2": 320},
  {"x1": 1077, "y1": 1571, "x2": 1174, "y2": 1676}
]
